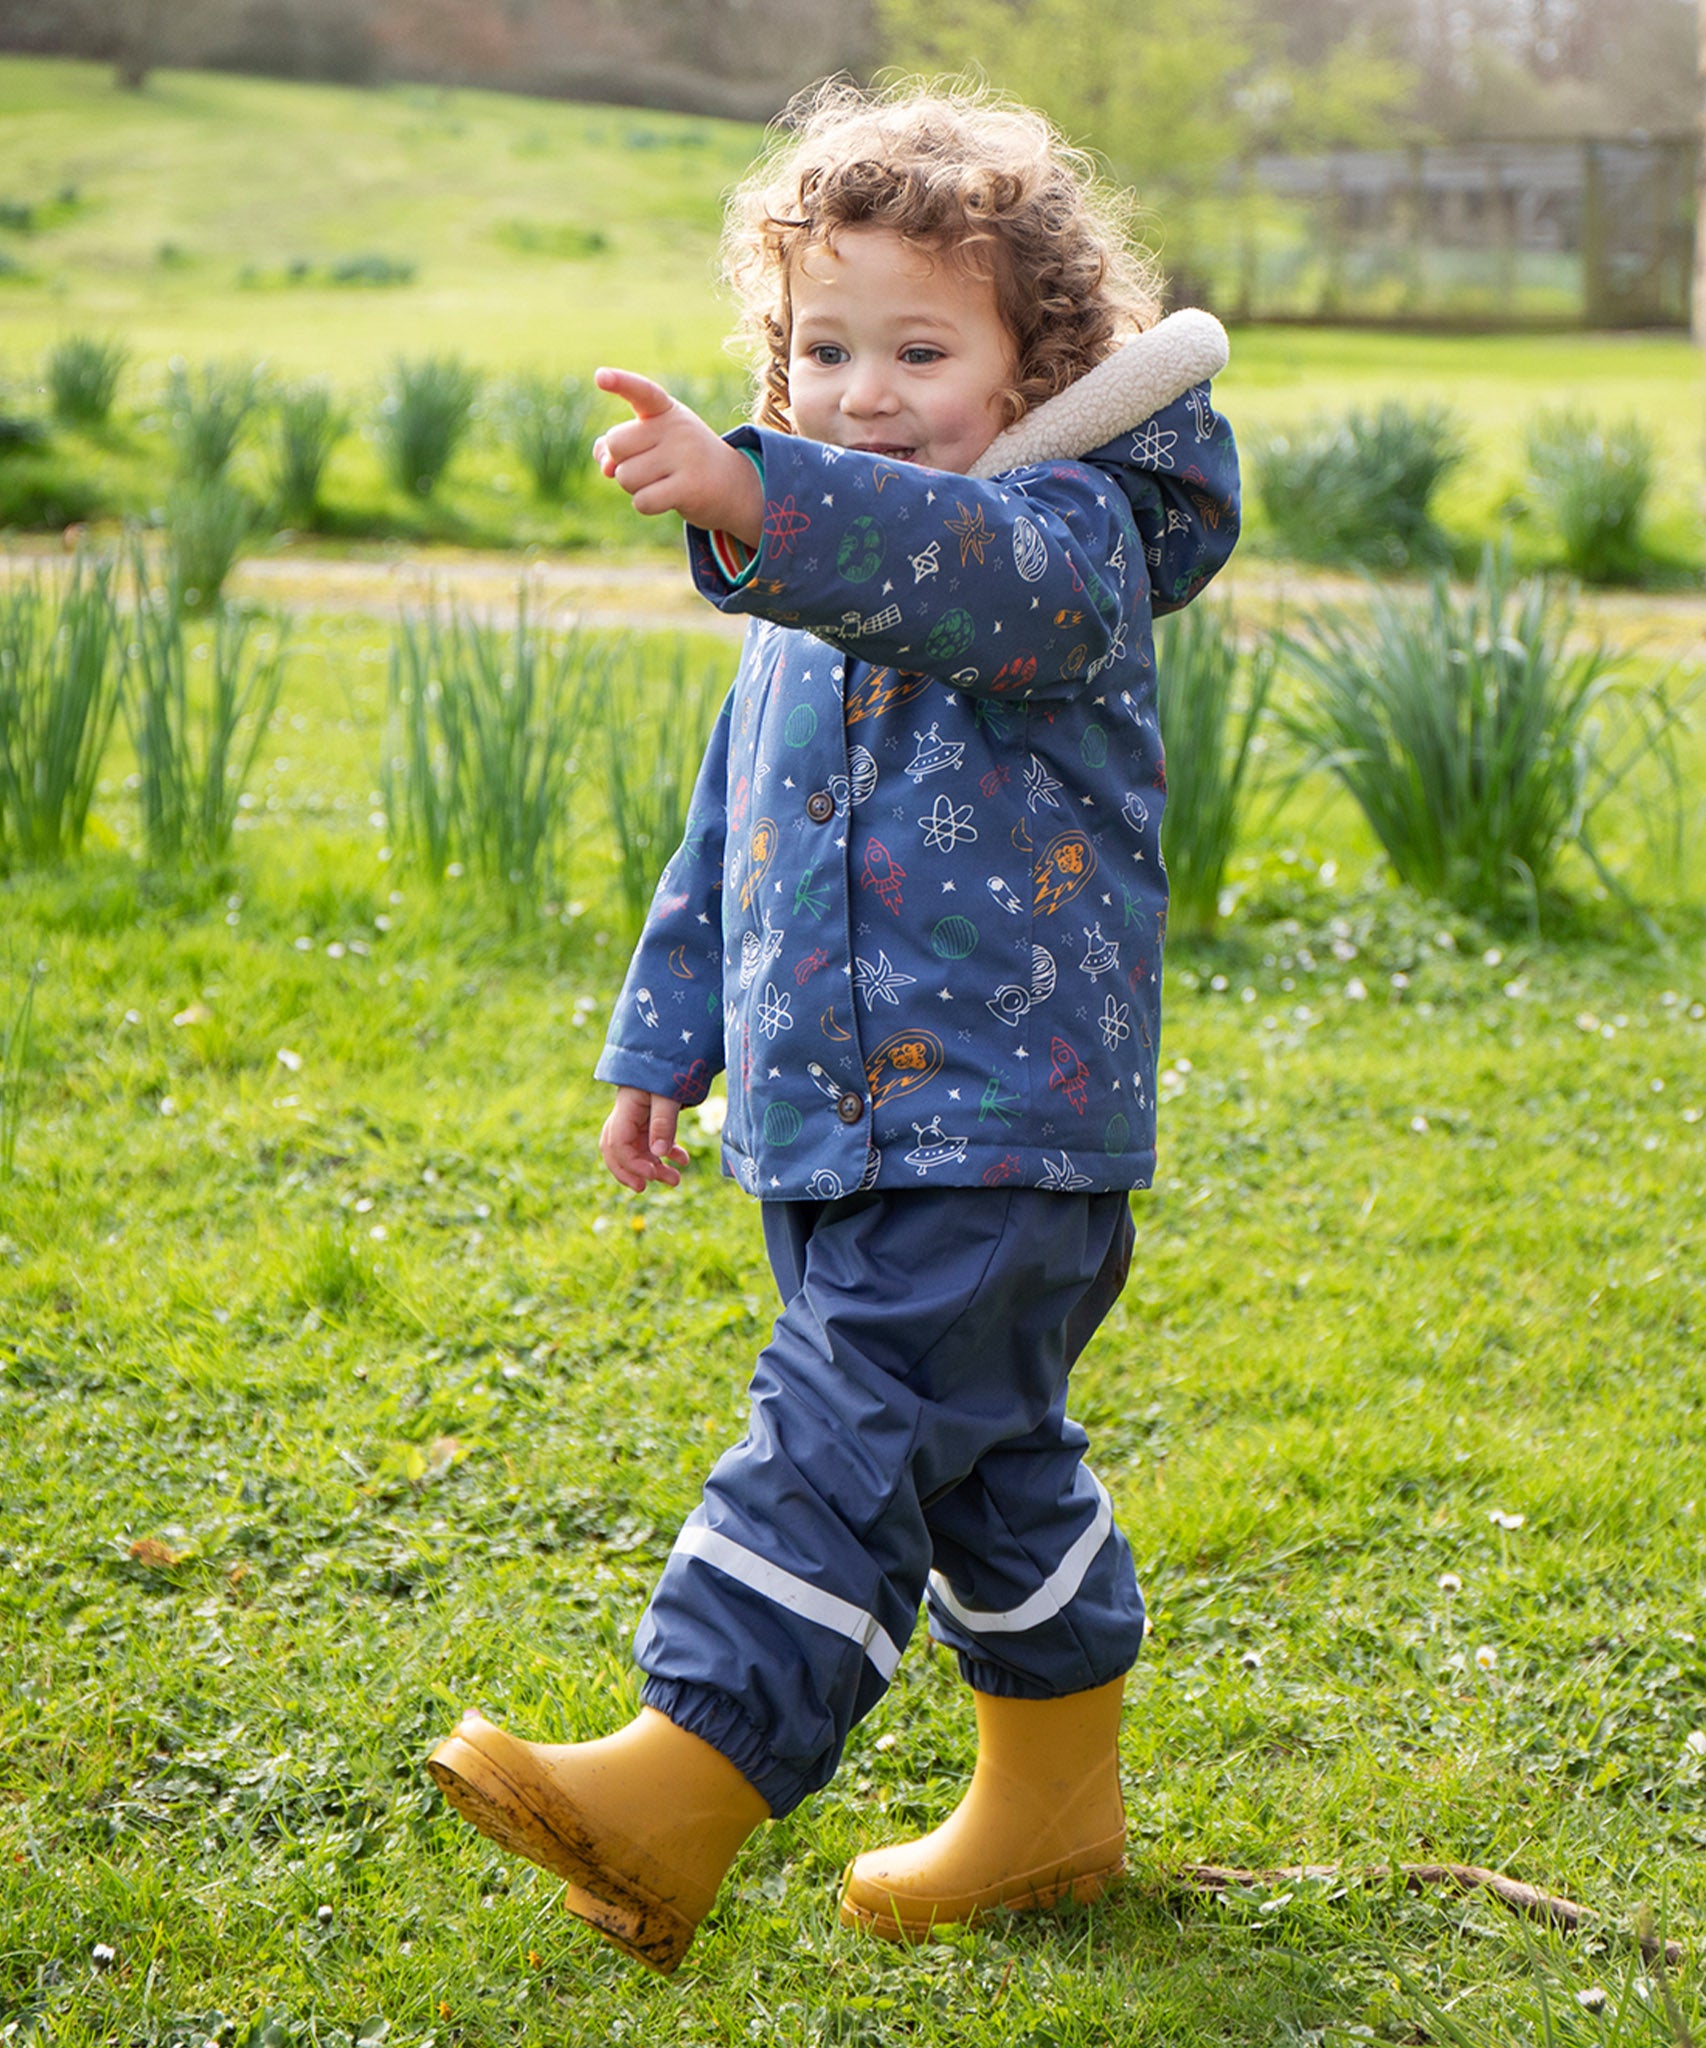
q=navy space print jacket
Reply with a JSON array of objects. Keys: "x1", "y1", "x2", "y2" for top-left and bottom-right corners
[{"x1": 595, "y1": 381, "x2": 1240, "y2": 1200}]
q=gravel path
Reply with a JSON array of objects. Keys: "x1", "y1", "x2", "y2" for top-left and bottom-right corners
[{"x1": 4, "y1": 535, "x2": 1702, "y2": 655}]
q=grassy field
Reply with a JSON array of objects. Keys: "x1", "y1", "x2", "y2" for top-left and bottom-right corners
[
  {"x1": 4, "y1": 48, "x2": 1706, "y2": 2048},
  {"x1": 0, "y1": 56, "x2": 1702, "y2": 570},
  {"x1": 2, "y1": 576, "x2": 1705, "y2": 2044}
]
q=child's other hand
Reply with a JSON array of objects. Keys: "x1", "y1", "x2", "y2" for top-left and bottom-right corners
[
  {"x1": 594, "y1": 368, "x2": 763, "y2": 546},
  {"x1": 600, "y1": 1084, "x2": 691, "y2": 1192}
]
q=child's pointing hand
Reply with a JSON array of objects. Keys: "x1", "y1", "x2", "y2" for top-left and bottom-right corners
[{"x1": 594, "y1": 367, "x2": 764, "y2": 546}]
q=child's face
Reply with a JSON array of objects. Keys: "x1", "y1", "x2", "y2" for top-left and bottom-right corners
[{"x1": 786, "y1": 226, "x2": 1016, "y2": 474}]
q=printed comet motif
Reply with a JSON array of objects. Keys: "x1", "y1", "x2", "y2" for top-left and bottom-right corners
[{"x1": 635, "y1": 986, "x2": 659, "y2": 1029}]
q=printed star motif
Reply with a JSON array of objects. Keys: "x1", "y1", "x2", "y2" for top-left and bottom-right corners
[
  {"x1": 945, "y1": 502, "x2": 993, "y2": 566},
  {"x1": 1038, "y1": 1151, "x2": 1092, "y2": 1192},
  {"x1": 1024, "y1": 754, "x2": 1064, "y2": 812},
  {"x1": 853, "y1": 950, "x2": 916, "y2": 1009}
]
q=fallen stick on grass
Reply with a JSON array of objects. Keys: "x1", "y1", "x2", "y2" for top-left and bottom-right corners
[{"x1": 1177, "y1": 1863, "x2": 1686, "y2": 1968}]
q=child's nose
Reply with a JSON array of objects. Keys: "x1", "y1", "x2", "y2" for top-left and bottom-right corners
[{"x1": 841, "y1": 362, "x2": 898, "y2": 415}]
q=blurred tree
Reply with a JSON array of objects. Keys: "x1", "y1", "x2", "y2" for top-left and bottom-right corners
[
  {"x1": 876, "y1": 0, "x2": 1414, "y2": 304},
  {"x1": 876, "y1": 0, "x2": 1415, "y2": 195}
]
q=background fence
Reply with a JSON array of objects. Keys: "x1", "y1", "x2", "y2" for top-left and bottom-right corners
[{"x1": 1205, "y1": 136, "x2": 1696, "y2": 330}]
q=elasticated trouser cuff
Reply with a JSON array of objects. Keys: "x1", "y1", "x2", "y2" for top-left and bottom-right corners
[{"x1": 641, "y1": 1675, "x2": 797, "y2": 1817}]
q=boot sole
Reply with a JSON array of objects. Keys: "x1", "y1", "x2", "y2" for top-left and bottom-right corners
[
  {"x1": 426, "y1": 1729, "x2": 695, "y2": 1975},
  {"x1": 838, "y1": 1842, "x2": 1126, "y2": 1943}
]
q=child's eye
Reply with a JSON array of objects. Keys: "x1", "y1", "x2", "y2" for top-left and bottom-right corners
[
  {"x1": 806, "y1": 344, "x2": 848, "y2": 366},
  {"x1": 901, "y1": 347, "x2": 945, "y2": 366}
]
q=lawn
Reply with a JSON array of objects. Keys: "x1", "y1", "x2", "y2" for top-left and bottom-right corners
[
  {"x1": 3, "y1": 574, "x2": 1705, "y2": 2044},
  {"x1": 0, "y1": 56, "x2": 1702, "y2": 572},
  {"x1": 3, "y1": 48, "x2": 1706, "y2": 2048}
]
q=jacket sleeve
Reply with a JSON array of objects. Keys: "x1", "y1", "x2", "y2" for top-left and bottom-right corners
[
  {"x1": 684, "y1": 427, "x2": 1144, "y2": 704},
  {"x1": 1113, "y1": 381, "x2": 1240, "y2": 615},
  {"x1": 593, "y1": 683, "x2": 733, "y2": 1106}
]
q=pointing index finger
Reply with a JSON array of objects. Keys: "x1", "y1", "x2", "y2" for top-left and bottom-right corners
[{"x1": 595, "y1": 366, "x2": 676, "y2": 421}]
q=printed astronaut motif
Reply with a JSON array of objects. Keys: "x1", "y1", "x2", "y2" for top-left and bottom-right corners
[{"x1": 596, "y1": 381, "x2": 1240, "y2": 1197}]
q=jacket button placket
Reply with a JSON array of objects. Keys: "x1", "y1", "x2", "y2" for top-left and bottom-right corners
[
  {"x1": 805, "y1": 789, "x2": 835, "y2": 824},
  {"x1": 834, "y1": 1090, "x2": 864, "y2": 1125}
]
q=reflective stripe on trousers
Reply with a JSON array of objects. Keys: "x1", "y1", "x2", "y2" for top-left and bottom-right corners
[{"x1": 635, "y1": 1185, "x2": 1147, "y2": 1818}]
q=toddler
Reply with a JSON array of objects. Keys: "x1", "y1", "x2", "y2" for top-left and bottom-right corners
[{"x1": 429, "y1": 79, "x2": 1240, "y2": 1974}]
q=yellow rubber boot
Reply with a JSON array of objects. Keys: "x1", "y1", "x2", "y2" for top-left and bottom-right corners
[
  {"x1": 839, "y1": 1677, "x2": 1126, "y2": 1942},
  {"x1": 427, "y1": 1707, "x2": 769, "y2": 1974}
]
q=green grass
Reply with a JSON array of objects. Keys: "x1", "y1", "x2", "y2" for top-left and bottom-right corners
[
  {"x1": 0, "y1": 56, "x2": 1702, "y2": 577},
  {"x1": 2, "y1": 589, "x2": 1705, "y2": 2044},
  {"x1": 1, "y1": 49, "x2": 1705, "y2": 2040}
]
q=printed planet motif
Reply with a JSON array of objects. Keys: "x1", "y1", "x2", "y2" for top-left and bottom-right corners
[
  {"x1": 763, "y1": 1101, "x2": 805, "y2": 1147},
  {"x1": 1013, "y1": 518, "x2": 1048, "y2": 582},
  {"x1": 922, "y1": 609, "x2": 976, "y2": 667},
  {"x1": 930, "y1": 915, "x2": 980, "y2": 961},
  {"x1": 603, "y1": 379, "x2": 1241, "y2": 1198},
  {"x1": 837, "y1": 515, "x2": 887, "y2": 583}
]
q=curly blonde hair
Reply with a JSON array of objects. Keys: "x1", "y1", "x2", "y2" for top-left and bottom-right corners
[{"x1": 723, "y1": 79, "x2": 1164, "y2": 433}]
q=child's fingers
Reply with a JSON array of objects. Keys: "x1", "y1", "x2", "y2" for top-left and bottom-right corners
[
  {"x1": 596, "y1": 366, "x2": 676, "y2": 421},
  {"x1": 647, "y1": 1099, "x2": 686, "y2": 1185}
]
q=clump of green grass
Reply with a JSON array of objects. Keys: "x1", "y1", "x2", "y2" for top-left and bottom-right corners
[
  {"x1": 1281, "y1": 545, "x2": 1692, "y2": 922},
  {"x1": 124, "y1": 573, "x2": 289, "y2": 867},
  {"x1": 503, "y1": 372, "x2": 595, "y2": 499},
  {"x1": 1156, "y1": 602, "x2": 1278, "y2": 937},
  {"x1": 328, "y1": 252, "x2": 416, "y2": 287},
  {"x1": 1522, "y1": 408, "x2": 1655, "y2": 585},
  {"x1": 0, "y1": 406, "x2": 48, "y2": 453},
  {"x1": 45, "y1": 333, "x2": 128, "y2": 426},
  {"x1": 160, "y1": 477, "x2": 255, "y2": 613},
  {"x1": 166, "y1": 357, "x2": 262, "y2": 480},
  {"x1": 598, "y1": 639, "x2": 729, "y2": 937},
  {"x1": 269, "y1": 378, "x2": 347, "y2": 526},
  {"x1": 377, "y1": 355, "x2": 481, "y2": 498},
  {"x1": 1251, "y1": 401, "x2": 1463, "y2": 569},
  {"x1": 0, "y1": 958, "x2": 42, "y2": 1184},
  {"x1": 0, "y1": 551, "x2": 127, "y2": 868},
  {"x1": 289, "y1": 1220, "x2": 378, "y2": 1314},
  {"x1": 381, "y1": 589, "x2": 599, "y2": 903}
]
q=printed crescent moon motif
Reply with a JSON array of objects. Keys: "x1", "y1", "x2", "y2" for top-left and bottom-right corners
[
  {"x1": 667, "y1": 945, "x2": 695, "y2": 980},
  {"x1": 820, "y1": 1005, "x2": 853, "y2": 1042}
]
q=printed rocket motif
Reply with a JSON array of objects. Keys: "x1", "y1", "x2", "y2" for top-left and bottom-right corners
[{"x1": 596, "y1": 378, "x2": 1241, "y2": 1197}]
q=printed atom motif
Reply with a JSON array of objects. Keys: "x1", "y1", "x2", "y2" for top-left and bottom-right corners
[
  {"x1": 921, "y1": 795, "x2": 978, "y2": 852},
  {"x1": 762, "y1": 495, "x2": 812, "y2": 553},
  {"x1": 599, "y1": 378, "x2": 1241, "y2": 1199}
]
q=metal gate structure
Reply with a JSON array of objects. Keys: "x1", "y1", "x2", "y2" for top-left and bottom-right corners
[{"x1": 1214, "y1": 137, "x2": 1696, "y2": 329}]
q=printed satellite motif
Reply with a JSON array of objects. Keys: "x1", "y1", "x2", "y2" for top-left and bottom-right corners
[{"x1": 596, "y1": 380, "x2": 1241, "y2": 1197}]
